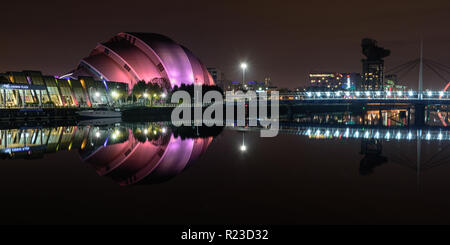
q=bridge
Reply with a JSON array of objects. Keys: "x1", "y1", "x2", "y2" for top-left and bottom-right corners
[{"x1": 279, "y1": 90, "x2": 450, "y2": 104}]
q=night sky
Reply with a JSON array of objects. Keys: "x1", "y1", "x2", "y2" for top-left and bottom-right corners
[{"x1": 2, "y1": 0, "x2": 450, "y2": 89}]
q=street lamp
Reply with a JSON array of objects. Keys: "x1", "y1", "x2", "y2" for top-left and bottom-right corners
[{"x1": 240, "y1": 63, "x2": 247, "y2": 88}]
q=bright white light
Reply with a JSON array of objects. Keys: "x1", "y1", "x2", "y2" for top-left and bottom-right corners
[
  {"x1": 387, "y1": 91, "x2": 392, "y2": 97},
  {"x1": 345, "y1": 91, "x2": 350, "y2": 97},
  {"x1": 365, "y1": 91, "x2": 370, "y2": 97},
  {"x1": 385, "y1": 132, "x2": 391, "y2": 140},
  {"x1": 336, "y1": 91, "x2": 341, "y2": 96},
  {"x1": 325, "y1": 130, "x2": 330, "y2": 136},
  {"x1": 439, "y1": 91, "x2": 444, "y2": 97},
  {"x1": 438, "y1": 133, "x2": 443, "y2": 140},
  {"x1": 355, "y1": 91, "x2": 361, "y2": 97},
  {"x1": 111, "y1": 91, "x2": 119, "y2": 98},
  {"x1": 240, "y1": 63, "x2": 247, "y2": 70},
  {"x1": 376, "y1": 91, "x2": 381, "y2": 96},
  {"x1": 326, "y1": 92, "x2": 331, "y2": 97},
  {"x1": 364, "y1": 131, "x2": 369, "y2": 138},
  {"x1": 346, "y1": 77, "x2": 351, "y2": 89},
  {"x1": 316, "y1": 92, "x2": 321, "y2": 97},
  {"x1": 375, "y1": 132, "x2": 380, "y2": 139},
  {"x1": 408, "y1": 132, "x2": 412, "y2": 140},
  {"x1": 354, "y1": 131, "x2": 359, "y2": 138},
  {"x1": 143, "y1": 93, "x2": 149, "y2": 98},
  {"x1": 397, "y1": 91, "x2": 403, "y2": 96},
  {"x1": 307, "y1": 92, "x2": 312, "y2": 97},
  {"x1": 426, "y1": 132, "x2": 431, "y2": 140},
  {"x1": 396, "y1": 132, "x2": 401, "y2": 140},
  {"x1": 95, "y1": 92, "x2": 100, "y2": 97},
  {"x1": 427, "y1": 91, "x2": 433, "y2": 97},
  {"x1": 144, "y1": 129, "x2": 148, "y2": 135},
  {"x1": 334, "y1": 130, "x2": 340, "y2": 137},
  {"x1": 408, "y1": 91, "x2": 414, "y2": 97},
  {"x1": 161, "y1": 93, "x2": 167, "y2": 98},
  {"x1": 162, "y1": 127, "x2": 167, "y2": 133},
  {"x1": 95, "y1": 132, "x2": 101, "y2": 138},
  {"x1": 240, "y1": 144, "x2": 247, "y2": 152}
]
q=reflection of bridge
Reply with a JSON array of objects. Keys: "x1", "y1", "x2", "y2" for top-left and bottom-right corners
[
  {"x1": 235, "y1": 123, "x2": 450, "y2": 183},
  {"x1": 280, "y1": 124, "x2": 450, "y2": 141}
]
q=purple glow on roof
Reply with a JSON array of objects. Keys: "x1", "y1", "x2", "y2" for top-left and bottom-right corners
[{"x1": 71, "y1": 32, "x2": 215, "y2": 91}]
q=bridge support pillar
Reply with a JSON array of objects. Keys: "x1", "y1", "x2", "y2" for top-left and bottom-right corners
[{"x1": 414, "y1": 104, "x2": 426, "y2": 126}]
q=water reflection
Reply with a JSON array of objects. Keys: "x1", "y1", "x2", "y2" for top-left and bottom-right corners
[{"x1": 0, "y1": 123, "x2": 222, "y2": 185}]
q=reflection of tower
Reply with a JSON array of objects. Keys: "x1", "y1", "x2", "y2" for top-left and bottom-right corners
[
  {"x1": 361, "y1": 38, "x2": 390, "y2": 91},
  {"x1": 359, "y1": 138, "x2": 388, "y2": 175}
]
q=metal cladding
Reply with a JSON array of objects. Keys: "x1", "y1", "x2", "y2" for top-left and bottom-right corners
[
  {"x1": 80, "y1": 130, "x2": 212, "y2": 186},
  {"x1": 72, "y1": 32, "x2": 215, "y2": 89}
]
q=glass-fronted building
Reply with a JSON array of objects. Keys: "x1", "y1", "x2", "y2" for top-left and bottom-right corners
[{"x1": 0, "y1": 71, "x2": 128, "y2": 108}]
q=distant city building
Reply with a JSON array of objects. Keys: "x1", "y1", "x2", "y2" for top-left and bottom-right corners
[
  {"x1": 207, "y1": 67, "x2": 224, "y2": 86},
  {"x1": 384, "y1": 74, "x2": 407, "y2": 91},
  {"x1": 360, "y1": 38, "x2": 390, "y2": 91},
  {"x1": 0, "y1": 71, "x2": 128, "y2": 108},
  {"x1": 307, "y1": 72, "x2": 360, "y2": 91},
  {"x1": 264, "y1": 77, "x2": 271, "y2": 87}
]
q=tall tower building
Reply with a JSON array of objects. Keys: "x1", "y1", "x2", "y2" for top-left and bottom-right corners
[{"x1": 361, "y1": 39, "x2": 390, "y2": 91}]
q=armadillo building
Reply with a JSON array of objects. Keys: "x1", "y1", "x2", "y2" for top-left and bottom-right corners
[{"x1": 70, "y1": 32, "x2": 215, "y2": 89}]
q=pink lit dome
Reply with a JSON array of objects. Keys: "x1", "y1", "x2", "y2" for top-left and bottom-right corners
[{"x1": 72, "y1": 32, "x2": 214, "y2": 89}]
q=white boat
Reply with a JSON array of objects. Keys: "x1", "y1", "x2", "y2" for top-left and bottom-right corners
[{"x1": 76, "y1": 109, "x2": 121, "y2": 118}]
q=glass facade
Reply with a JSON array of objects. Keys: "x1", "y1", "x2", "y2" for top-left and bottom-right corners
[{"x1": 0, "y1": 71, "x2": 128, "y2": 108}]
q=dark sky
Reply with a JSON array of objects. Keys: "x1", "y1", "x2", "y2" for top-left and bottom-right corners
[{"x1": 2, "y1": 0, "x2": 450, "y2": 89}]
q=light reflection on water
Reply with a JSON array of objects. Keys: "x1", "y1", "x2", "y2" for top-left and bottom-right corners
[{"x1": 0, "y1": 114, "x2": 449, "y2": 224}]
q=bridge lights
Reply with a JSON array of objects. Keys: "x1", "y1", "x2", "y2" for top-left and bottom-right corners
[
  {"x1": 387, "y1": 91, "x2": 392, "y2": 97},
  {"x1": 427, "y1": 91, "x2": 433, "y2": 97},
  {"x1": 439, "y1": 91, "x2": 444, "y2": 97},
  {"x1": 364, "y1": 131, "x2": 369, "y2": 138},
  {"x1": 355, "y1": 91, "x2": 360, "y2": 97},
  {"x1": 335, "y1": 91, "x2": 341, "y2": 97},
  {"x1": 438, "y1": 133, "x2": 443, "y2": 140},
  {"x1": 326, "y1": 92, "x2": 331, "y2": 97},
  {"x1": 426, "y1": 132, "x2": 431, "y2": 140},
  {"x1": 316, "y1": 92, "x2": 321, "y2": 97},
  {"x1": 334, "y1": 130, "x2": 340, "y2": 137},
  {"x1": 374, "y1": 131, "x2": 380, "y2": 139},
  {"x1": 376, "y1": 91, "x2": 381, "y2": 96},
  {"x1": 408, "y1": 132, "x2": 412, "y2": 140},
  {"x1": 408, "y1": 90, "x2": 414, "y2": 97},
  {"x1": 397, "y1": 91, "x2": 403, "y2": 97},
  {"x1": 345, "y1": 91, "x2": 350, "y2": 97},
  {"x1": 307, "y1": 92, "x2": 312, "y2": 97},
  {"x1": 365, "y1": 91, "x2": 371, "y2": 97},
  {"x1": 396, "y1": 132, "x2": 401, "y2": 140}
]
